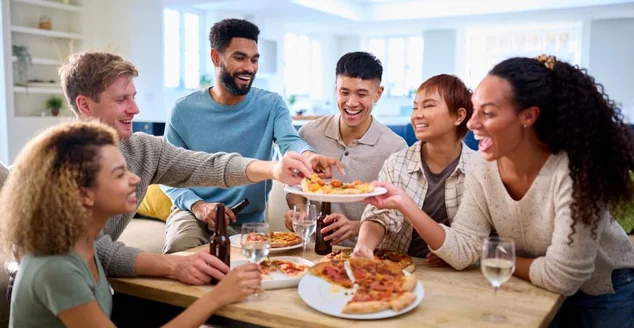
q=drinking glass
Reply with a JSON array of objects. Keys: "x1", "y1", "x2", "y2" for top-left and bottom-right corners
[
  {"x1": 480, "y1": 236, "x2": 516, "y2": 322},
  {"x1": 291, "y1": 204, "x2": 317, "y2": 258},
  {"x1": 241, "y1": 222, "x2": 271, "y2": 301}
]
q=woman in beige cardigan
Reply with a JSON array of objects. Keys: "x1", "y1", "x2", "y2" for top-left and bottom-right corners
[{"x1": 358, "y1": 55, "x2": 634, "y2": 328}]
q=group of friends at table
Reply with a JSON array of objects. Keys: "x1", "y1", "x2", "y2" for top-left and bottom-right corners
[{"x1": 0, "y1": 17, "x2": 632, "y2": 328}]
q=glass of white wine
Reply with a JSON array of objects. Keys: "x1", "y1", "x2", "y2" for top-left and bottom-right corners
[
  {"x1": 241, "y1": 222, "x2": 271, "y2": 301},
  {"x1": 291, "y1": 204, "x2": 317, "y2": 258},
  {"x1": 480, "y1": 236, "x2": 516, "y2": 322}
]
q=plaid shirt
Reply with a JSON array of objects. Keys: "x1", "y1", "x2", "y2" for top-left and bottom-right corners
[{"x1": 361, "y1": 142, "x2": 475, "y2": 254}]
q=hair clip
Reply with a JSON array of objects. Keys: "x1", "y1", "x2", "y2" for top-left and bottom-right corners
[{"x1": 535, "y1": 54, "x2": 556, "y2": 71}]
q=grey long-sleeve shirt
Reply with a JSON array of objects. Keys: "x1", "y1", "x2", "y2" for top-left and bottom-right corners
[{"x1": 96, "y1": 133, "x2": 255, "y2": 277}]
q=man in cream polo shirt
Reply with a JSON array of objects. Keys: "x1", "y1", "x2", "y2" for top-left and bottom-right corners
[{"x1": 285, "y1": 52, "x2": 407, "y2": 247}]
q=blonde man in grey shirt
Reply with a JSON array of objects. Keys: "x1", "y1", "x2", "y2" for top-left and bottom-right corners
[{"x1": 285, "y1": 52, "x2": 407, "y2": 246}]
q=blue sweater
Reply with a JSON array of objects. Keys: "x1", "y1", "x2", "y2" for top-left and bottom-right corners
[{"x1": 160, "y1": 87, "x2": 314, "y2": 224}]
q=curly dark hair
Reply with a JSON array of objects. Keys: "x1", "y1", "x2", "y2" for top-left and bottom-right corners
[
  {"x1": 209, "y1": 18, "x2": 260, "y2": 52},
  {"x1": 336, "y1": 51, "x2": 383, "y2": 82},
  {"x1": 0, "y1": 120, "x2": 119, "y2": 258},
  {"x1": 490, "y1": 56, "x2": 634, "y2": 243}
]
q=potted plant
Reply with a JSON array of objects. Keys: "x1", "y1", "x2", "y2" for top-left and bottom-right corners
[
  {"x1": 46, "y1": 97, "x2": 63, "y2": 116},
  {"x1": 12, "y1": 45, "x2": 32, "y2": 86},
  {"x1": 200, "y1": 74, "x2": 212, "y2": 89}
]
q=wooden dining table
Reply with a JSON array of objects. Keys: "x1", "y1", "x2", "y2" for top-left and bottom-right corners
[{"x1": 109, "y1": 244, "x2": 563, "y2": 328}]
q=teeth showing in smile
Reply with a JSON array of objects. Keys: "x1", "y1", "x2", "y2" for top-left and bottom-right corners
[
  {"x1": 473, "y1": 134, "x2": 493, "y2": 151},
  {"x1": 127, "y1": 191, "x2": 137, "y2": 202},
  {"x1": 415, "y1": 124, "x2": 429, "y2": 130},
  {"x1": 345, "y1": 109, "x2": 361, "y2": 115},
  {"x1": 120, "y1": 120, "x2": 131, "y2": 124},
  {"x1": 237, "y1": 74, "x2": 252, "y2": 81}
]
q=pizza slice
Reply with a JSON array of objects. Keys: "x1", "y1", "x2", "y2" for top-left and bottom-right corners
[
  {"x1": 247, "y1": 232, "x2": 302, "y2": 248},
  {"x1": 271, "y1": 259, "x2": 309, "y2": 278},
  {"x1": 342, "y1": 285, "x2": 417, "y2": 314},
  {"x1": 300, "y1": 173, "x2": 374, "y2": 194},
  {"x1": 322, "y1": 249, "x2": 415, "y2": 272},
  {"x1": 374, "y1": 249, "x2": 416, "y2": 273},
  {"x1": 340, "y1": 258, "x2": 417, "y2": 314},
  {"x1": 309, "y1": 260, "x2": 354, "y2": 288}
]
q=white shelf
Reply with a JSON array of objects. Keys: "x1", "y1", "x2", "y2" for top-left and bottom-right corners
[
  {"x1": 13, "y1": 85, "x2": 63, "y2": 94},
  {"x1": 14, "y1": 116, "x2": 74, "y2": 122},
  {"x1": 10, "y1": 26, "x2": 83, "y2": 40},
  {"x1": 11, "y1": 0, "x2": 83, "y2": 12},
  {"x1": 12, "y1": 56, "x2": 61, "y2": 66}
]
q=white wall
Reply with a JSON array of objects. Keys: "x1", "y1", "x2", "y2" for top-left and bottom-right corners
[
  {"x1": 0, "y1": 0, "x2": 11, "y2": 163},
  {"x1": 587, "y1": 18, "x2": 634, "y2": 121},
  {"x1": 422, "y1": 29, "x2": 457, "y2": 80}
]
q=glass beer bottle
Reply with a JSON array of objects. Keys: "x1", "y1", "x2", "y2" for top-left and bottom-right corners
[
  {"x1": 314, "y1": 201, "x2": 332, "y2": 255},
  {"x1": 231, "y1": 198, "x2": 250, "y2": 216},
  {"x1": 209, "y1": 205, "x2": 230, "y2": 284}
]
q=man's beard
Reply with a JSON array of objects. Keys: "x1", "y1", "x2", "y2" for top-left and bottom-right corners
[{"x1": 219, "y1": 64, "x2": 254, "y2": 96}]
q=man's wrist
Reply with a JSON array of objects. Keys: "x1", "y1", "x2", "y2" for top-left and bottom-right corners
[
  {"x1": 191, "y1": 200, "x2": 204, "y2": 213},
  {"x1": 163, "y1": 254, "x2": 179, "y2": 280}
]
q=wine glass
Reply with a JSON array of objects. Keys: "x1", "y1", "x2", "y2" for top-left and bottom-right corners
[
  {"x1": 480, "y1": 236, "x2": 516, "y2": 322},
  {"x1": 291, "y1": 204, "x2": 317, "y2": 258},
  {"x1": 241, "y1": 222, "x2": 271, "y2": 301}
]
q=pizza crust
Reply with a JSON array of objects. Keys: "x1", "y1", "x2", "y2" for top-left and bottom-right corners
[
  {"x1": 403, "y1": 263, "x2": 416, "y2": 273},
  {"x1": 389, "y1": 292, "x2": 417, "y2": 311},
  {"x1": 401, "y1": 274, "x2": 417, "y2": 292},
  {"x1": 342, "y1": 300, "x2": 390, "y2": 314}
]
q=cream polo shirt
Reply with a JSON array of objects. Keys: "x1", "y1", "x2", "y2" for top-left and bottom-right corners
[{"x1": 298, "y1": 115, "x2": 407, "y2": 243}]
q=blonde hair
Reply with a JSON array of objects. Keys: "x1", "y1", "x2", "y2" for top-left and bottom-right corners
[
  {"x1": 0, "y1": 120, "x2": 119, "y2": 258},
  {"x1": 58, "y1": 51, "x2": 139, "y2": 116}
]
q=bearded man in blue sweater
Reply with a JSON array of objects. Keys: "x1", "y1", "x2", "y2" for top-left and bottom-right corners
[{"x1": 161, "y1": 18, "x2": 338, "y2": 253}]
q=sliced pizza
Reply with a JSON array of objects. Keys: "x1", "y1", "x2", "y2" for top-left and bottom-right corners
[
  {"x1": 245, "y1": 231, "x2": 302, "y2": 248},
  {"x1": 300, "y1": 173, "x2": 374, "y2": 195},
  {"x1": 309, "y1": 260, "x2": 354, "y2": 288},
  {"x1": 322, "y1": 249, "x2": 415, "y2": 273}
]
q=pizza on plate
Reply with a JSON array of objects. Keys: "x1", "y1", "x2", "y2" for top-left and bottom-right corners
[
  {"x1": 245, "y1": 231, "x2": 302, "y2": 248},
  {"x1": 259, "y1": 258, "x2": 309, "y2": 279},
  {"x1": 310, "y1": 258, "x2": 418, "y2": 314},
  {"x1": 322, "y1": 249, "x2": 415, "y2": 273},
  {"x1": 308, "y1": 260, "x2": 354, "y2": 288},
  {"x1": 300, "y1": 173, "x2": 374, "y2": 194}
]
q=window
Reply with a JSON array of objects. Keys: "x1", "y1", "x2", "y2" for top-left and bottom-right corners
[
  {"x1": 464, "y1": 25, "x2": 582, "y2": 88},
  {"x1": 163, "y1": 9, "x2": 201, "y2": 89},
  {"x1": 283, "y1": 33, "x2": 322, "y2": 99},
  {"x1": 367, "y1": 36, "x2": 423, "y2": 97}
]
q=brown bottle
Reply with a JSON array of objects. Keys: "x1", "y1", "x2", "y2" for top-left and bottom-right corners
[
  {"x1": 230, "y1": 198, "x2": 250, "y2": 216},
  {"x1": 209, "y1": 205, "x2": 230, "y2": 284},
  {"x1": 314, "y1": 202, "x2": 333, "y2": 255}
]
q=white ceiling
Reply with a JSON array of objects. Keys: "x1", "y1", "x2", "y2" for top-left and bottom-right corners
[{"x1": 168, "y1": 0, "x2": 634, "y2": 24}]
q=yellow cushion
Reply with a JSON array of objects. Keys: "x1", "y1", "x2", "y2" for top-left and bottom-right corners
[{"x1": 136, "y1": 184, "x2": 172, "y2": 222}]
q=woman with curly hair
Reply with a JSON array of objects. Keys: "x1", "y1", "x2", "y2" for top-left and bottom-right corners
[
  {"x1": 358, "y1": 56, "x2": 634, "y2": 327},
  {"x1": 0, "y1": 121, "x2": 261, "y2": 328}
]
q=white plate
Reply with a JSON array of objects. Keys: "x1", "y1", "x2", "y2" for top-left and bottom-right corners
[
  {"x1": 297, "y1": 272, "x2": 424, "y2": 320},
  {"x1": 284, "y1": 185, "x2": 387, "y2": 203},
  {"x1": 231, "y1": 256, "x2": 313, "y2": 290},
  {"x1": 230, "y1": 234, "x2": 303, "y2": 253}
]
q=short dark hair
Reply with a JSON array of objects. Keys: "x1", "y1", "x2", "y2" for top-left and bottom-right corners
[
  {"x1": 209, "y1": 18, "x2": 260, "y2": 52},
  {"x1": 418, "y1": 74, "x2": 473, "y2": 139},
  {"x1": 335, "y1": 52, "x2": 382, "y2": 82}
]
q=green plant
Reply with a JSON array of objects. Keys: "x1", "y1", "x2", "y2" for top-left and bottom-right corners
[
  {"x1": 287, "y1": 94, "x2": 297, "y2": 106},
  {"x1": 200, "y1": 74, "x2": 212, "y2": 87},
  {"x1": 12, "y1": 45, "x2": 32, "y2": 85},
  {"x1": 46, "y1": 96, "x2": 63, "y2": 116}
]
